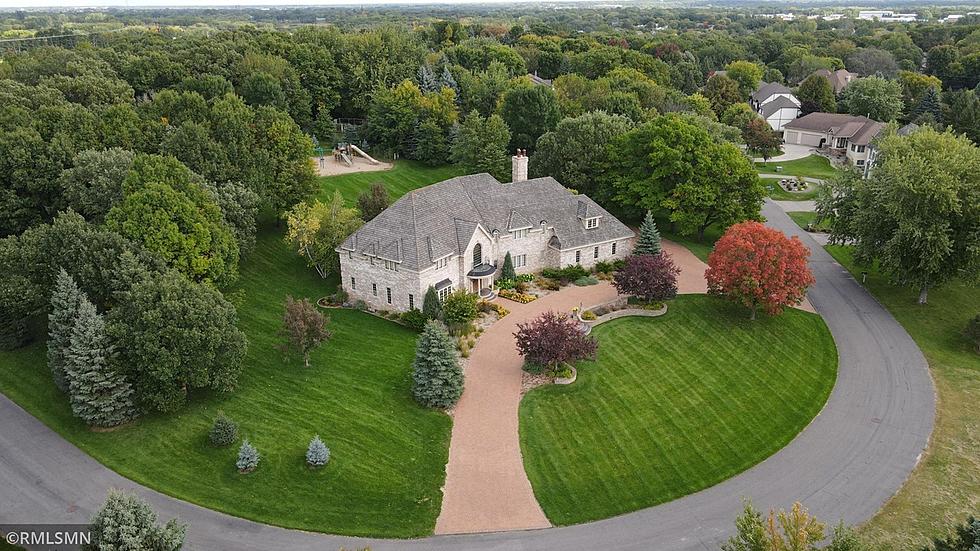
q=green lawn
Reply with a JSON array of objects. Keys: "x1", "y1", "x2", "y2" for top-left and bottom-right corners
[
  {"x1": 0, "y1": 230, "x2": 451, "y2": 537},
  {"x1": 317, "y1": 160, "x2": 463, "y2": 205},
  {"x1": 762, "y1": 177, "x2": 825, "y2": 201},
  {"x1": 825, "y1": 246, "x2": 980, "y2": 551},
  {"x1": 755, "y1": 155, "x2": 839, "y2": 180},
  {"x1": 787, "y1": 211, "x2": 832, "y2": 233},
  {"x1": 519, "y1": 294, "x2": 838, "y2": 525}
]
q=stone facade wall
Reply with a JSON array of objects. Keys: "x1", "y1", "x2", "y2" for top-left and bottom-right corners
[
  {"x1": 338, "y1": 228, "x2": 633, "y2": 313},
  {"x1": 558, "y1": 237, "x2": 632, "y2": 270},
  {"x1": 495, "y1": 227, "x2": 553, "y2": 275},
  {"x1": 339, "y1": 253, "x2": 425, "y2": 312}
]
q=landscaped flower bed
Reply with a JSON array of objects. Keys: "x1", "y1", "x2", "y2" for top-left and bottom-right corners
[{"x1": 499, "y1": 289, "x2": 537, "y2": 303}]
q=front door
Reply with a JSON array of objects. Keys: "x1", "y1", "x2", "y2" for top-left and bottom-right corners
[{"x1": 472, "y1": 279, "x2": 480, "y2": 293}]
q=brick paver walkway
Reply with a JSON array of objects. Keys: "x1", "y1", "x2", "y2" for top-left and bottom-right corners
[{"x1": 434, "y1": 281, "x2": 619, "y2": 534}]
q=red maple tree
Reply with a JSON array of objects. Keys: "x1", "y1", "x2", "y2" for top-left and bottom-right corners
[{"x1": 705, "y1": 221, "x2": 815, "y2": 319}]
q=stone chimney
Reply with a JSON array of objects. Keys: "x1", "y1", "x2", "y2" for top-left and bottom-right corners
[{"x1": 511, "y1": 149, "x2": 528, "y2": 183}]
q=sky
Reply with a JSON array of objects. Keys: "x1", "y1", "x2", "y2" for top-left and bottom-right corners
[{"x1": 2, "y1": 0, "x2": 584, "y2": 8}]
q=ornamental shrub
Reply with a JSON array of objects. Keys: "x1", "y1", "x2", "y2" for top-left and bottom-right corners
[
  {"x1": 209, "y1": 412, "x2": 238, "y2": 447},
  {"x1": 573, "y1": 275, "x2": 599, "y2": 286},
  {"x1": 236, "y1": 439, "x2": 259, "y2": 473},
  {"x1": 541, "y1": 265, "x2": 589, "y2": 284},
  {"x1": 442, "y1": 290, "x2": 478, "y2": 327},
  {"x1": 401, "y1": 308, "x2": 428, "y2": 332},
  {"x1": 306, "y1": 434, "x2": 331, "y2": 468}
]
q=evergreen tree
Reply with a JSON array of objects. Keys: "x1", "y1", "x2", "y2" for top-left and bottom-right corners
[
  {"x1": 417, "y1": 65, "x2": 438, "y2": 93},
  {"x1": 441, "y1": 65, "x2": 460, "y2": 99},
  {"x1": 236, "y1": 439, "x2": 260, "y2": 473},
  {"x1": 634, "y1": 212, "x2": 663, "y2": 256},
  {"x1": 411, "y1": 320, "x2": 463, "y2": 409},
  {"x1": 65, "y1": 297, "x2": 136, "y2": 428},
  {"x1": 501, "y1": 251, "x2": 517, "y2": 281},
  {"x1": 87, "y1": 490, "x2": 185, "y2": 551},
  {"x1": 910, "y1": 87, "x2": 942, "y2": 125},
  {"x1": 422, "y1": 286, "x2": 443, "y2": 320},
  {"x1": 48, "y1": 268, "x2": 84, "y2": 392},
  {"x1": 306, "y1": 434, "x2": 330, "y2": 468},
  {"x1": 209, "y1": 412, "x2": 238, "y2": 447}
]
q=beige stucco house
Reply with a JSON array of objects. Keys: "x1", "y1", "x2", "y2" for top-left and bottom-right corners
[{"x1": 336, "y1": 153, "x2": 634, "y2": 312}]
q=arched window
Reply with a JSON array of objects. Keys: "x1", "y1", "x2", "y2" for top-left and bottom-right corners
[{"x1": 473, "y1": 243, "x2": 482, "y2": 266}]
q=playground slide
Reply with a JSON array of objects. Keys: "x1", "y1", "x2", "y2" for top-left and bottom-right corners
[
  {"x1": 349, "y1": 144, "x2": 381, "y2": 165},
  {"x1": 340, "y1": 152, "x2": 353, "y2": 167}
]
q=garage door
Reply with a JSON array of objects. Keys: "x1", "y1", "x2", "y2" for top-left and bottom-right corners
[{"x1": 784, "y1": 131, "x2": 799, "y2": 144}]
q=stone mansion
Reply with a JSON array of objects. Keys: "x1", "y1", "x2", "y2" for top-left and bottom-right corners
[{"x1": 336, "y1": 153, "x2": 634, "y2": 312}]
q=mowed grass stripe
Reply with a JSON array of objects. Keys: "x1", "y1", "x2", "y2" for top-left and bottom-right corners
[{"x1": 519, "y1": 295, "x2": 837, "y2": 525}]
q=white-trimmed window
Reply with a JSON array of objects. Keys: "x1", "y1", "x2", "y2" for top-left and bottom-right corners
[
  {"x1": 386, "y1": 287, "x2": 392, "y2": 304},
  {"x1": 409, "y1": 294, "x2": 415, "y2": 309},
  {"x1": 384, "y1": 260, "x2": 397, "y2": 271},
  {"x1": 586, "y1": 218, "x2": 599, "y2": 229},
  {"x1": 512, "y1": 228, "x2": 529, "y2": 239},
  {"x1": 575, "y1": 250, "x2": 581, "y2": 263},
  {"x1": 514, "y1": 254, "x2": 527, "y2": 268},
  {"x1": 612, "y1": 242, "x2": 617, "y2": 255},
  {"x1": 856, "y1": 145, "x2": 866, "y2": 153},
  {"x1": 593, "y1": 246, "x2": 599, "y2": 259},
  {"x1": 438, "y1": 285, "x2": 453, "y2": 301},
  {"x1": 856, "y1": 159, "x2": 865, "y2": 166},
  {"x1": 435, "y1": 257, "x2": 448, "y2": 269},
  {"x1": 350, "y1": 277, "x2": 356, "y2": 290}
]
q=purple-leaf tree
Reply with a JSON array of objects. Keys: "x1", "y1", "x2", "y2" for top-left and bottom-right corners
[
  {"x1": 613, "y1": 252, "x2": 680, "y2": 304},
  {"x1": 514, "y1": 311, "x2": 597, "y2": 371},
  {"x1": 279, "y1": 296, "x2": 331, "y2": 368}
]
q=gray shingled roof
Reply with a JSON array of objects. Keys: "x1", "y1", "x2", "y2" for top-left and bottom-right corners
[
  {"x1": 760, "y1": 95, "x2": 800, "y2": 118},
  {"x1": 752, "y1": 81, "x2": 793, "y2": 103},
  {"x1": 338, "y1": 174, "x2": 634, "y2": 272}
]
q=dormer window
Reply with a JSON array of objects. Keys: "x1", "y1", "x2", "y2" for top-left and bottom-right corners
[
  {"x1": 435, "y1": 257, "x2": 448, "y2": 270},
  {"x1": 585, "y1": 217, "x2": 599, "y2": 229},
  {"x1": 512, "y1": 228, "x2": 529, "y2": 239},
  {"x1": 384, "y1": 260, "x2": 398, "y2": 271}
]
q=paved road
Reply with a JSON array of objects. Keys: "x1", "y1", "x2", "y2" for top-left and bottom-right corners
[{"x1": 0, "y1": 201, "x2": 935, "y2": 551}]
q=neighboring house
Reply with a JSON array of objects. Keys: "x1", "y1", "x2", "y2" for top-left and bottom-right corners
[
  {"x1": 527, "y1": 73, "x2": 553, "y2": 87},
  {"x1": 864, "y1": 123, "x2": 919, "y2": 178},
  {"x1": 783, "y1": 112, "x2": 885, "y2": 170},
  {"x1": 750, "y1": 82, "x2": 801, "y2": 131},
  {"x1": 336, "y1": 153, "x2": 634, "y2": 312},
  {"x1": 809, "y1": 68, "x2": 858, "y2": 94},
  {"x1": 857, "y1": 10, "x2": 918, "y2": 21}
]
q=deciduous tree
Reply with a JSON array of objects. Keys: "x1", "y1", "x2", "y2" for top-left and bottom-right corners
[
  {"x1": 107, "y1": 270, "x2": 248, "y2": 413},
  {"x1": 356, "y1": 182, "x2": 390, "y2": 222},
  {"x1": 498, "y1": 84, "x2": 561, "y2": 152},
  {"x1": 796, "y1": 74, "x2": 836, "y2": 115},
  {"x1": 530, "y1": 111, "x2": 633, "y2": 199},
  {"x1": 742, "y1": 118, "x2": 783, "y2": 161},
  {"x1": 279, "y1": 296, "x2": 331, "y2": 368},
  {"x1": 817, "y1": 127, "x2": 980, "y2": 304},
  {"x1": 284, "y1": 191, "x2": 363, "y2": 278},
  {"x1": 703, "y1": 74, "x2": 742, "y2": 116},
  {"x1": 839, "y1": 76, "x2": 904, "y2": 122},
  {"x1": 450, "y1": 111, "x2": 512, "y2": 181},
  {"x1": 706, "y1": 221, "x2": 815, "y2": 319}
]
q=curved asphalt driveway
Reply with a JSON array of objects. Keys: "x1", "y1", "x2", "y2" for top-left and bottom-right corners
[{"x1": 0, "y1": 201, "x2": 935, "y2": 550}]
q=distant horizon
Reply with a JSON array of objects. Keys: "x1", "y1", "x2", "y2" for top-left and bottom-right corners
[{"x1": 6, "y1": 0, "x2": 602, "y2": 8}]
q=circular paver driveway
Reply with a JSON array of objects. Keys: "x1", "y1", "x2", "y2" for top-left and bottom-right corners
[{"x1": 0, "y1": 201, "x2": 934, "y2": 550}]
